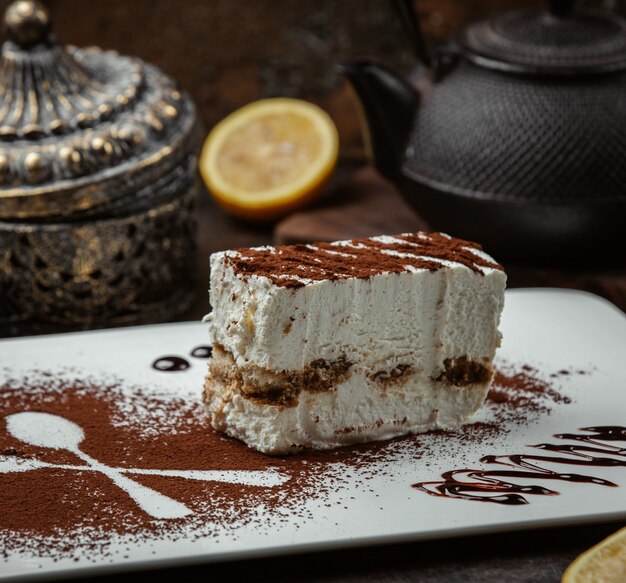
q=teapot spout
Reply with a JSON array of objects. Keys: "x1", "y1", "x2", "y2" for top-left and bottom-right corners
[{"x1": 338, "y1": 59, "x2": 419, "y2": 181}]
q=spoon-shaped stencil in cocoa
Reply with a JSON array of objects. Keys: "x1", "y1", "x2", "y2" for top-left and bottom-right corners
[
  {"x1": 0, "y1": 455, "x2": 289, "y2": 486},
  {"x1": 5, "y1": 411, "x2": 193, "y2": 519}
]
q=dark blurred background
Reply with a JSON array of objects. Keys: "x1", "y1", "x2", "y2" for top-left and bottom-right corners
[
  {"x1": 1, "y1": 0, "x2": 625, "y2": 335},
  {"x1": 4, "y1": 0, "x2": 621, "y2": 163},
  {"x1": 1, "y1": 6, "x2": 624, "y2": 581}
]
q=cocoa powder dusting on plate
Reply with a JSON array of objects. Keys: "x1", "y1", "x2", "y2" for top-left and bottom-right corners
[{"x1": 0, "y1": 364, "x2": 577, "y2": 562}]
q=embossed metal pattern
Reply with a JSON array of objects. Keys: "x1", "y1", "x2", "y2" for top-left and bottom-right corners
[
  {"x1": 0, "y1": 0, "x2": 199, "y2": 219},
  {"x1": 0, "y1": 1, "x2": 201, "y2": 333},
  {"x1": 0, "y1": 182, "x2": 198, "y2": 333},
  {"x1": 0, "y1": 44, "x2": 144, "y2": 141}
]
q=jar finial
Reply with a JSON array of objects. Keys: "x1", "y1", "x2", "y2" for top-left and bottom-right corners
[{"x1": 3, "y1": 0, "x2": 51, "y2": 48}]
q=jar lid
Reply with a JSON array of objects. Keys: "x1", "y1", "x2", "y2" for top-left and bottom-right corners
[
  {"x1": 457, "y1": 1, "x2": 626, "y2": 75},
  {"x1": 0, "y1": 0, "x2": 198, "y2": 219}
]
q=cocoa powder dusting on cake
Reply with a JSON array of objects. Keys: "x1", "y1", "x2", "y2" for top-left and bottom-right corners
[
  {"x1": 226, "y1": 232, "x2": 503, "y2": 288},
  {"x1": 0, "y1": 364, "x2": 577, "y2": 562}
]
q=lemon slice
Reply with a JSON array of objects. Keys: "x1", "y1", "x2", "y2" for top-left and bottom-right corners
[
  {"x1": 562, "y1": 525, "x2": 626, "y2": 582},
  {"x1": 199, "y1": 98, "x2": 339, "y2": 221}
]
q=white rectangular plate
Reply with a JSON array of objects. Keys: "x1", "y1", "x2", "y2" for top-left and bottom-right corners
[{"x1": 1, "y1": 289, "x2": 625, "y2": 581}]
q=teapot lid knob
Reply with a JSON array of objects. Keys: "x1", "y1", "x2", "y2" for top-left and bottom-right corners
[
  {"x1": 458, "y1": 0, "x2": 626, "y2": 76},
  {"x1": 392, "y1": 0, "x2": 431, "y2": 67},
  {"x1": 3, "y1": 0, "x2": 51, "y2": 48}
]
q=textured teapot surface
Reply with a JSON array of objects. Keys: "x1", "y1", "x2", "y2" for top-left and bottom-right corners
[
  {"x1": 403, "y1": 2, "x2": 626, "y2": 205},
  {"x1": 403, "y1": 60, "x2": 626, "y2": 204},
  {"x1": 342, "y1": 0, "x2": 626, "y2": 264}
]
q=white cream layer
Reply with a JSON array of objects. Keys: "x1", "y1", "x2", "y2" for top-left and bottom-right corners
[
  {"x1": 207, "y1": 251, "x2": 506, "y2": 380},
  {"x1": 205, "y1": 368, "x2": 490, "y2": 454}
]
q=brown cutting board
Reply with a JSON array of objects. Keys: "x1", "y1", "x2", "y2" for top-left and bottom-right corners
[{"x1": 274, "y1": 165, "x2": 428, "y2": 245}]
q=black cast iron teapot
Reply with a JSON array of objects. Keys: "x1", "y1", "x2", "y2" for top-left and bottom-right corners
[{"x1": 341, "y1": 0, "x2": 626, "y2": 265}]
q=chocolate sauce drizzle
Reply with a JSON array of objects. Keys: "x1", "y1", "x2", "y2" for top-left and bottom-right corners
[
  {"x1": 190, "y1": 345, "x2": 212, "y2": 359},
  {"x1": 413, "y1": 426, "x2": 626, "y2": 505},
  {"x1": 151, "y1": 356, "x2": 190, "y2": 372}
]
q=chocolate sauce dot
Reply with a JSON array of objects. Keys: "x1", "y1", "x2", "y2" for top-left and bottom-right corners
[
  {"x1": 152, "y1": 356, "x2": 190, "y2": 372},
  {"x1": 190, "y1": 345, "x2": 212, "y2": 359}
]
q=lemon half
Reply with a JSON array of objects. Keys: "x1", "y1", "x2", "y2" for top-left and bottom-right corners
[
  {"x1": 200, "y1": 98, "x2": 339, "y2": 221},
  {"x1": 562, "y1": 525, "x2": 626, "y2": 582}
]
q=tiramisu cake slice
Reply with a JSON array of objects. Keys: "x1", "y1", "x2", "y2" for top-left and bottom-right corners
[{"x1": 203, "y1": 232, "x2": 506, "y2": 454}]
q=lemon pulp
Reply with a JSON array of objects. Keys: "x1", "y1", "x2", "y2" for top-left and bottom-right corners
[{"x1": 200, "y1": 98, "x2": 338, "y2": 221}]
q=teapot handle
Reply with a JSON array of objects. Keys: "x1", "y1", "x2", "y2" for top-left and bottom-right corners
[
  {"x1": 392, "y1": 0, "x2": 461, "y2": 82},
  {"x1": 392, "y1": 0, "x2": 431, "y2": 68}
]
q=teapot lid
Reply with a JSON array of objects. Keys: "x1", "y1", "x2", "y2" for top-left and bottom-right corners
[
  {"x1": 0, "y1": 0, "x2": 196, "y2": 219},
  {"x1": 457, "y1": 0, "x2": 626, "y2": 75}
]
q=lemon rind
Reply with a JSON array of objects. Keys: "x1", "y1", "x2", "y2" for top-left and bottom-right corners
[{"x1": 562, "y1": 525, "x2": 626, "y2": 582}]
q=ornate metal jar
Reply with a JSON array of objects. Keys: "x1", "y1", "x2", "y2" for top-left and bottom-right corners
[{"x1": 0, "y1": 0, "x2": 201, "y2": 335}]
